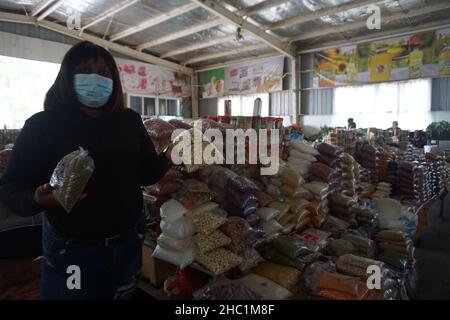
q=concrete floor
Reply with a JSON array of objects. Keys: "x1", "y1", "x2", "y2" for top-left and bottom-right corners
[{"x1": 415, "y1": 195, "x2": 450, "y2": 300}]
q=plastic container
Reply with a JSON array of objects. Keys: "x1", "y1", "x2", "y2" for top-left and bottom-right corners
[{"x1": 253, "y1": 98, "x2": 262, "y2": 116}]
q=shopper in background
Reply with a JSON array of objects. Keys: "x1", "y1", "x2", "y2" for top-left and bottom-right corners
[
  {"x1": 391, "y1": 121, "x2": 401, "y2": 136},
  {"x1": 0, "y1": 41, "x2": 171, "y2": 300},
  {"x1": 347, "y1": 118, "x2": 357, "y2": 129}
]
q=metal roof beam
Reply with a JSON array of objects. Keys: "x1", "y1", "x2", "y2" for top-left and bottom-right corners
[
  {"x1": 81, "y1": 0, "x2": 140, "y2": 32},
  {"x1": 182, "y1": 43, "x2": 268, "y2": 65},
  {"x1": 0, "y1": 12, "x2": 193, "y2": 75},
  {"x1": 36, "y1": 0, "x2": 63, "y2": 21},
  {"x1": 110, "y1": 3, "x2": 198, "y2": 42},
  {"x1": 268, "y1": 0, "x2": 379, "y2": 30},
  {"x1": 195, "y1": 53, "x2": 282, "y2": 72},
  {"x1": 190, "y1": 0, "x2": 294, "y2": 57},
  {"x1": 290, "y1": 2, "x2": 450, "y2": 42},
  {"x1": 238, "y1": 0, "x2": 289, "y2": 17},
  {"x1": 136, "y1": 18, "x2": 224, "y2": 50},
  {"x1": 31, "y1": 0, "x2": 55, "y2": 17},
  {"x1": 161, "y1": 34, "x2": 237, "y2": 58}
]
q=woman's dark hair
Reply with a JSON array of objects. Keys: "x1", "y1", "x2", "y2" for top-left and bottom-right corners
[{"x1": 44, "y1": 41, "x2": 124, "y2": 113}]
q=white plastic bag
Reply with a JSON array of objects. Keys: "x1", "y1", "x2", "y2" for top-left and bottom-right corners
[
  {"x1": 185, "y1": 202, "x2": 219, "y2": 218},
  {"x1": 290, "y1": 140, "x2": 319, "y2": 156},
  {"x1": 152, "y1": 244, "x2": 195, "y2": 269},
  {"x1": 160, "y1": 216, "x2": 195, "y2": 238},
  {"x1": 160, "y1": 199, "x2": 188, "y2": 223},
  {"x1": 256, "y1": 207, "x2": 280, "y2": 222},
  {"x1": 157, "y1": 233, "x2": 195, "y2": 251},
  {"x1": 262, "y1": 219, "x2": 283, "y2": 235},
  {"x1": 290, "y1": 149, "x2": 317, "y2": 162}
]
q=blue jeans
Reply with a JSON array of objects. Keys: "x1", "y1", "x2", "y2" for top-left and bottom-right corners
[{"x1": 41, "y1": 216, "x2": 145, "y2": 300}]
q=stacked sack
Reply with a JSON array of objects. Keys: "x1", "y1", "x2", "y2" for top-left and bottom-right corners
[
  {"x1": 287, "y1": 140, "x2": 318, "y2": 179},
  {"x1": 351, "y1": 206, "x2": 379, "y2": 237},
  {"x1": 340, "y1": 153, "x2": 358, "y2": 196},
  {"x1": 398, "y1": 142, "x2": 415, "y2": 162},
  {"x1": 378, "y1": 150, "x2": 395, "y2": 181},
  {"x1": 374, "y1": 182, "x2": 391, "y2": 198},
  {"x1": 204, "y1": 166, "x2": 267, "y2": 248},
  {"x1": 425, "y1": 151, "x2": 449, "y2": 196},
  {"x1": 386, "y1": 161, "x2": 399, "y2": 196},
  {"x1": 153, "y1": 199, "x2": 197, "y2": 269},
  {"x1": 328, "y1": 192, "x2": 357, "y2": 227},
  {"x1": 325, "y1": 228, "x2": 375, "y2": 259},
  {"x1": 375, "y1": 230, "x2": 415, "y2": 268},
  {"x1": 303, "y1": 182, "x2": 329, "y2": 231},
  {"x1": 143, "y1": 118, "x2": 176, "y2": 154},
  {"x1": 144, "y1": 167, "x2": 182, "y2": 196},
  {"x1": 397, "y1": 162, "x2": 426, "y2": 204},
  {"x1": 358, "y1": 142, "x2": 380, "y2": 183}
]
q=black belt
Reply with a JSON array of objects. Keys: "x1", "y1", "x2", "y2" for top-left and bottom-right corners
[{"x1": 67, "y1": 230, "x2": 139, "y2": 247}]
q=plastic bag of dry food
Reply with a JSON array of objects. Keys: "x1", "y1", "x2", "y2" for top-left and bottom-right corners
[
  {"x1": 281, "y1": 185, "x2": 303, "y2": 198},
  {"x1": 157, "y1": 233, "x2": 195, "y2": 252},
  {"x1": 285, "y1": 198, "x2": 310, "y2": 214},
  {"x1": 299, "y1": 228, "x2": 331, "y2": 252},
  {"x1": 180, "y1": 179, "x2": 212, "y2": 193},
  {"x1": 314, "y1": 270, "x2": 368, "y2": 299},
  {"x1": 316, "y1": 153, "x2": 339, "y2": 168},
  {"x1": 144, "y1": 181, "x2": 181, "y2": 195},
  {"x1": 151, "y1": 137, "x2": 171, "y2": 155},
  {"x1": 304, "y1": 182, "x2": 329, "y2": 197},
  {"x1": 321, "y1": 215, "x2": 350, "y2": 237},
  {"x1": 240, "y1": 248, "x2": 265, "y2": 273},
  {"x1": 172, "y1": 185, "x2": 216, "y2": 209},
  {"x1": 266, "y1": 184, "x2": 282, "y2": 197},
  {"x1": 193, "y1": 212, "x2": 228, "y2": 235},
  {"x1": 317, "y1": 143, "x2": 343, "y2": 157},
  {"x1": 160, "y1": 217, "x2": 195, "y2": 238},
  {"x1": 196, "y1": 230, "x2": 231, "y2": 254},
  {"x1": 49, "y1": 147, "x2": 95, "y2": 213},
  {"x1": 161, "y1": 167, "x2": 183, "y2": 182},
  {"x1": 262, "y1": 219, "x2": 283, "y2": 236},
  {"x1": 329, "y1": 193, "x2": 355, "y2": 207},
  {"x1": 290, "y1": 140, "x2": 318, "y2": 156},
  {"x1": 256, "y1": 191, "x2": 274, "y2": 208},
  {"x1": 277, "y1": 213, "x2": 295, "y2": 226},
  {"x1": 252, "y1": 262, "x2": 301, "y2": 291},
  {"x1": 256, "y1": 207, "x2": 280, "y2": 221},
  {"x1": 227, "y1": 176, "x2": 259, "y2": 194},
  {"x1": 168, "y1": 119, "x2": 192, "y2": 130},
  {"x1": 281, "y1": 167, "x2": 304, "y2": 187},
  {"x1": 185, "y1": 202, "x2": 219, "y2": 218},
  {"x1": 236, "y1": 274, "x2": 292, "y2": 300},
  {"x1": 208, "y1": 166, "x2": 237, "y2": 190},
  {"x1": 269, "y1": 202, "x2": 290, "y2": 216},
  {"x1": 272, "y1": 235, "x2": 311, "y2": 259},
  {"x1": 326, "y1": 238, "x2": 357, "y2": 257},
  {"x1": 246, "y1": 214, "x2": 261, "y2": 227},
  {"x1": 309, "y1": 162, "x2": 334, "y2": 182},
  {"x1": 335, "y1": 254, "x2": 385, "y2": 279},
  {"x1": 196, "y1": 248, "x2": 243, "y2": 275},
  {"x1": 193, "y1": 280, "x2": 263, "y2": 300},
  {"x1": 152, "y1": 244, "x2": 195, "y2": 269},
  {"x1": 144, "y1": 118, "x2": 176, "y2": 139},
  {"x1": 220, "y1": 217, "x2": 256, "y2": 254}
]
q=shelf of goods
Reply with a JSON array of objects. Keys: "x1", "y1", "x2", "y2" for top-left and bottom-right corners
[{"x1": 138, "y1": 118, "x2": 448, "y2": 300}]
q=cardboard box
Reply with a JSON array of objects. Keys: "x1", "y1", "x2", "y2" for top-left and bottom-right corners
[{"x1": 141, "y1": 245, "x2": 173, "y2": 287}]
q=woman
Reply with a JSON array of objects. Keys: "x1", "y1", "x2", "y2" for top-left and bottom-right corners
[{"x1": 0, "y1": 41, "x2": 170, "y2": 299}]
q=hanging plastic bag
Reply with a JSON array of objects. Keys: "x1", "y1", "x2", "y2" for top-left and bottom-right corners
[{"x1": 50, "y1": 147, "x2": 95, "y2": 213}]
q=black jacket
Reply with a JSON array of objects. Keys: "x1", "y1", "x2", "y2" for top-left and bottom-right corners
[{"x1": 0, "y1": 108, "x2": 169, "y2": 240}]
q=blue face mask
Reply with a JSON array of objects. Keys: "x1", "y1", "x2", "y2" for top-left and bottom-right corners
[{"x1": 74, "y1": 73, "x2": 113, "y2": 108}]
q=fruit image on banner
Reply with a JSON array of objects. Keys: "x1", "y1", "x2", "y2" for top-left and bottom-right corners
[
  {"x1": 314, "y1": 27, "x2": 450, "y2": 88},
  {"x1": 200, "y1": 68, "x2": 225, "y2": 98}
]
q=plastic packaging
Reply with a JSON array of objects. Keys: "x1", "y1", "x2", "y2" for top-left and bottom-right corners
[
  {"x1": 227, "y1": 176, "x2": 259, "y2": 194},
  {"x1": 285, "y1": 198, "x2": 310, "y2": 214},
  {"x1": 193, "y1": 280, "x2": 263, "y2": 300},
  {"x1": 173, "y1": 185, "x2": 216, "y2": 209},
  {"x1": 326, "y1": 238, "x2": 357, "y2": 257},
  {"x1": 144, "y1": 118, "x2": 176, "y2": 139},
  {"x1": 262, "y1": 219, "x2": 283, "y2": 235},
  {"x1": 185, "y1": 202, "x2": 219, "y2": 218},
  {"x1": 256, "y1": 207, "x2": 280, "y2": 222},
  {"x1": 281, "y1": 168, "x2": 304, "y2": 187},
  {"x1": 272, "y1": 235, "x2": 311, "y2": 259},
  {"x1": 269, "y1": 202, "x2": 291, "y2": 216},
  {"x1": 317, "y1": 143, "x2": 343, "y2": 157},
  {"x1": 281, "y1": 185, "x2": 303, "y2": 198},
  {"x1": 299, "y1": 228, "x2": 331, "y2": 252},
  {"x1": 290, "y1": 140, "x2": 319, "y2": 156},
  {"x1": 309, "y1": 162, "x2": 334, "y2": 182},
  {"x1": 160, "y1": 217, "x2": 196, "y2": 239},
  {"x1": 196, "y1": 248, "x2": 243, "y2": 275},
  {"x1": 196, "y1": 230, "x2": 232, "y2": 254},
  {"x1": 157, "y1": 233, "x2": 195, "y2": 252},
  {"x1": 304, "y1": 182, "x2": 329, "y2": 197},
  {"x1": 160, "y1": 199, "x2": 188, "y2": 223},
  {"x1": 240, "y1": 248, "x2": 265, "y2": 273},
  {"x1": 290, "y1": 149, "x2": 317, "y2": 162},
  {"x1": 220, "y1": 217, "x2": 256, "y2": 254},
  {"x1": 236, "y1": 274, "x2": 292, "y2": 300},
  {"x1": 50, "y1": 147, "x2": 95, "y2": 213},
  {"x1": 252, "y1": 262, "x2": 301, "y2": 291},
  {"x1": 314, "y1": 270, "x2": 368, "y2": 299},
  {"x1": 336, "y1": 254, "x2": 385, "y2": 279},
  {"x1": 168, "y1": 119, "x2": 192, "y2": 130},
  {"x1": 278, "y1": 213, "x2": 295, "y2": 226},
  {"x1": 266, "y1": 184, "x2": 282, "y2": 197},
  {"x1": 193, "y1": 212, "x2": 228, "y2": 235},
  {"x1": 256, "y1": 191, "x2": 274, "y2": 208},
  {"x1": 152, "y1": 245, "x2": 195, "y2": 269},
  {"x1": 246, "y1": 214, "x2": 261, "y2": 227}
]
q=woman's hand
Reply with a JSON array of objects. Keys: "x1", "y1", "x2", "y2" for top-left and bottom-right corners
[{"x1": 34, "y1": 183, "x2": 86, "y2": 207}]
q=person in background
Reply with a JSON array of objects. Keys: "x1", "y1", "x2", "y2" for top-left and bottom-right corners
[
  {"x1": 391, "y1": 121, "x2": 401, "y2": 137},
  {"x1": 347, "y1": 118, "x2": 357, "y2": 129},
  {"x1": 0, "y1": 41, "x2": 171, "y2": 300}
]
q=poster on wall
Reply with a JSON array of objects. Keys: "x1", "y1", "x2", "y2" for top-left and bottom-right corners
[
  {"x1": 200, "y1": 68, "x2": 225, "y2": 98},
  {"x1": 314, "y1": 27, "x2": 450, "y2": 88},
  {"x1": 116, "y1": 58, "x2": 191, "y2": 97},
  {"x1": 224, "y1": 56, "x2": 284, "y2": 95}
]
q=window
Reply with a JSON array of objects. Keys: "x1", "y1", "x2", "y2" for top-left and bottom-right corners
[
  {"x1": 333, "y1": 79, "x2": 431, "y2": 130},
  {"x1": 0, "y1": 55, "x2": 60, "y2": 129},
  {"x1": 127, "y1": 95, "x2": 181, "y2": 118},
  {"x1": 217, "y1": 93, "x2": 269, "y2": 116}
]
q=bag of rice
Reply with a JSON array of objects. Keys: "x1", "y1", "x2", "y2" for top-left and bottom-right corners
[{"x1": 196, "y1": 230, "x2": 231, "y2": 254}]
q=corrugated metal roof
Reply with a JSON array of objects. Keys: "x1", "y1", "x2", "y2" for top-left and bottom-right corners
[{"x1": 0, "y1": 0, "x2": 449, "y2": 70}]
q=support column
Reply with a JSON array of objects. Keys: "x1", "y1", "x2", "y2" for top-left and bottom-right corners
[
  {"x1": 191, "y1": 73, "x2": 199, "y2": 120},
  {"x1": 291, "y1": 56, "x2": 300, "y2": 124}
]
